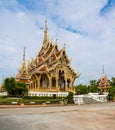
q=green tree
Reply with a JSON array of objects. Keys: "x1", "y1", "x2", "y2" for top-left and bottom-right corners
[
  {"x1": 16, "y1": 82, "x2": 28, "y2": 97},
  {"x1": 3, "y1": 77, "x2": 28, "y2": 97},
  {"x1": 75, "y1": 84, "x2": 88, "y2": 94},
  {"x1": 108, "y1": 86, "x2": 115, "y2": 100},
  {"x1": 3, "y1": 77, "x2": 16, "y2": 95},
  {"x1": 88, "y1": 80, "x2": 99, "y2": 93},
  {"x1": 66, "y1": 92, "x2": 74, "y2": 103},
  {"x1": 108, "y1": 77, "x2": 115, "y2": 100},
  {"x1": 110, "y1": 77, "x2": 115, "y2": 86}
]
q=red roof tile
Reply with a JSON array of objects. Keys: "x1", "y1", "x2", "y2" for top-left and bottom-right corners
[
  {"x1": 17, "y1": 79, "x2": 30, "y2": 83},
  {"x1": 56, "y1": 50, "x2": 61, "y2": 57},
  {"x1": 47, "y1": 46, "x2": 53, "y2": 55},
  {"x1": 52, "y1": 55, "x2": 56, "y2": 61},
  {"x1": 38, "y1": 57, "x2": 43, "y2": 63},
  {"x1": 39, "y1": 66, "x2": 47, "y2": 71}
]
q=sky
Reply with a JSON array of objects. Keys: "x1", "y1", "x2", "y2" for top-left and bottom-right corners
[{"x1": 0, "y1": 0, "x2": 115, "y2": 85}]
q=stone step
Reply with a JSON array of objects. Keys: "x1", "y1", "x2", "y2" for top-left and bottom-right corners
[{"x1": 83, "y1": 97, "x2": 101, "y2": 104}]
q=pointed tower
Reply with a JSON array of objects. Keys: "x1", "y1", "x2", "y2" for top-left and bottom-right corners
[
  {"x1": 16, "y1": 47, "x2": 31, "y2": 85},
  {"x1": 44, "y1": 19, "x2": 48, "y2": 42},
  {"x1": 98, "y1": 66, "x2": 111, "y2": 93},
  {"x1": 38, "y1": 19, "x2": 51, "y2": 57}
]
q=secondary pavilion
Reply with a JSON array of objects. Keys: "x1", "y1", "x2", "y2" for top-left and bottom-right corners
[{"x1": 98, "y1": 66, "x2": 111, "y2": 93}]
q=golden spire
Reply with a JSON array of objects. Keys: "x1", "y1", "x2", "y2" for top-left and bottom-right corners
[
  {"x1": 22, "y1": 47, "x2": 26, "y2": 69},
  {"x1": 63, "y1": 43, "x2": 66, "y2": 50},
  {"x1": 18, "y1": 47, "x2": 28, "y2": 77},
  {"x1": 23, "y1": 47, "x2": 26, "y2": 63},
  {"x1": 44, "y1": 19, "x2": 48, "y2": 42},
  {"x1": 56, "y1": 38, "x2": 58, "y2": 44},
  {"x1": 102, "y1": 65, "x2": 104, "y2": 74},
  {"x1": 47, "y1": 34, "x2": 51, "y2": 43},
  {"x1": 16, "y1": 47, "x2": 31, "y2": 84},
  {"x1": 64, "y1": 43, "x2": 66, "y2": 48}
]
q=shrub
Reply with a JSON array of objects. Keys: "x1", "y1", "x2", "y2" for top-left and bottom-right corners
[
  {"x1": 66, "y1": 92, "x2": 74, "y2": 104},
  {"x1": 23, "y1": 96, "x2": 66, "y2": 100},
  {"x1": 3, "y1": 77, "x2": 28, "y2": 97}
]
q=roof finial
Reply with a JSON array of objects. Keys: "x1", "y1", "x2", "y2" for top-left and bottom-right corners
[
  {"x1": 45, "y1": 19, "x2": 47, "y2": 26},
  {"x1": 17, "y1": 47, "x2": 27, "y2": 77},
  {"x1": 56, "y1": 38, "x2": 58, "y2": 44},
  {"x1": 63, "y1": 43, "x2": 66, "y2": 49},
  {"x1": 23, "y1": 47, "x2": 26, "y2": 62},
  {"x1": 102, "y1": 65, "x2": 104, "y2": 74},
  {"x1": 44, "y1": 19, "x2": 48, "y2": 42}
]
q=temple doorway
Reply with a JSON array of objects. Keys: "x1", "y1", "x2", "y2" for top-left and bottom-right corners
[
  {"x1": 40, "y1": 74, "x2": 49, "y2": 89},
  {"x1": 58, "y1": 70, "x2": 65, "y2": 91}
]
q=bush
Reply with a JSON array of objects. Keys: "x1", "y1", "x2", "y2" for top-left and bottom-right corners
[
  {"x1": 66, "y1": 92, "x2": 74, "y2": 104},
  {"x1": 107, "y1": 86, "x2": 115, "y2": 101},
  {"x1": 75, "y1": 84, "x2": 88, "y2": 94},
  {"x1": 3, "y1": 77, "x2": 28, "y2": 97},
  {"x1": 0, "y1": 95, "x2": 67, "y2": 105},
  {"x1": 0, "y1": 98, "x2": 21, "y2": 104},
  {"x1": 23, "y1": 96, "x2": 66, "y2": 100}
]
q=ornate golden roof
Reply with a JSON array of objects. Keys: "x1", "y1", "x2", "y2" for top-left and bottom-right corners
[
  {"x1": 99, "y1": 66, "x2": 110, "y2": 89},
  {"x1": 28, "y1": 20, "x2": 80, "y2": 78}
]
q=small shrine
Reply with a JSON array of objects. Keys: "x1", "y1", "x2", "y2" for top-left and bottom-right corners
[
  {"x1": 16, "y1": 47, "x2": 31, "y2": 87},
  {"x1": 98, "y1": 66, "x2": 111, "y2": 93}
]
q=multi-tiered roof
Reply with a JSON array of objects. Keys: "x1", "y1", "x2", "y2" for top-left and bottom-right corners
[
  {"x1": 99, "y1": 66, "x2": 110, "y2": 93},
  {"x1": 16, "y1": 47, "x2": 31, "y2": 85},
  {"x1": 28, "y1": 20, "x2": 79, "y2": 78}
]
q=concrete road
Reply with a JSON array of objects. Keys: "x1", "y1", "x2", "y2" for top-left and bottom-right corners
[{"x1": 0, "y1": 102, "x2": 115, "y2": 130}]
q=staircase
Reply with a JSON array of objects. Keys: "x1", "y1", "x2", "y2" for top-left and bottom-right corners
[
  {"x1": 83, "y1": 96, "x2": 101, "y2": 104},
  {"x1": 73, "y1": 93, "x2": 107, "y2": 105}
]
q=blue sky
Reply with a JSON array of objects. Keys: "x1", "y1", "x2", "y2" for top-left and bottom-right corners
[
  {"x1": 100, "y1": 0, "x2": 115, "y2": 14},
  {"x1": 0, "y1": 0, "x2": 115, "y2": 85}
]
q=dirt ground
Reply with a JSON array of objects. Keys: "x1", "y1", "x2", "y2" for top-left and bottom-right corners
[{"x1": 0, "y1": 102, "x2": 115, "y2": 130}]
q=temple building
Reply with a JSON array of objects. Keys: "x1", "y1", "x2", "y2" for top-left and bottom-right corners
[
  {"x1": 17, "y1": 20, "x2": 80, "y2": 95},
  {"x1": 98, "y1": 66, "x2": 111, "y2": 93}
]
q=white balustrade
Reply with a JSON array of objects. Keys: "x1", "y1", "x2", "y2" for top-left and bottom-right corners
[
  {"x1": 88, "y1": 93, "x2": 107, "y2": 102},
  {"x1": 28, "y1": 92, "x2": 68, "y2": 97},
  {"x1": 73, "y1": 93, "x2": 108, "y2": 105},
  {"x1": 73, "y1": 95, "x2": 84, "y2": 105}
]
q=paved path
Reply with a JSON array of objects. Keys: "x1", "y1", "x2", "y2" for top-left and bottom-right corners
[{"x1": 0, "y1": 102, "x2": 115, "y2": 130}]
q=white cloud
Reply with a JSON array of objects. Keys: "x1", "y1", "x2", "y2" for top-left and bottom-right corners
[
  {"x1": 0, "y1": 0, "x2": 115, "y2": 85},
  {"x1": 16, "y1": 12, "x2": 29, "y2": 23}
]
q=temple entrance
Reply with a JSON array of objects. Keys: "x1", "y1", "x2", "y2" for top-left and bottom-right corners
[
  {"x1": 52, "y1": 77, "x2": 56, "y2": 88},
  {"x1": 40, "y1": 74, "x2": 49, "y2": 89},
  {"x1": 58, "y1": 70, "x2": 65, "y2": 91}
]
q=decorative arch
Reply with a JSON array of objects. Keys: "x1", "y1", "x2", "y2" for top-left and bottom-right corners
[
  {"x1": 40, "y1": 74, "x2": 49, "y2": 88},
  {"x1": 58, "y1": 70, "x2": 65, "y2": 91},
  {"x1": 31, "y1": 75, "x2": 38, "y2": 90}
]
